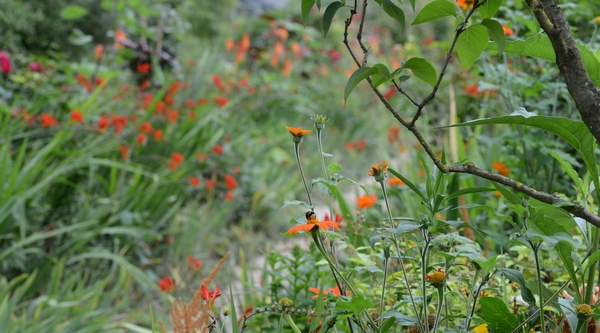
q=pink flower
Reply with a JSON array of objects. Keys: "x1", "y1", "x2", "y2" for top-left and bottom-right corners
[
  {"x1": 29, "y1": 62, "x2": 43, "y2": 72},
  {"x1": 0, "y1": 51, "x2": 11, "y2": 74}
]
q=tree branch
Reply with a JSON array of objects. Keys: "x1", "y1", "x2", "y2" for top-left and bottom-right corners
[{"x1": 526, "y1": 0, "x2": 600, "y2": 143}]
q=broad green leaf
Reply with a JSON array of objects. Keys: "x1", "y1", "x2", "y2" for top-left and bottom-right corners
[
  {"x1": 60, "y1": 5, "x2": 89, "y2": 20},
  {"x1": 555, "y1": 241, "x2": 580, "y2": 303},
  {"x1": 403, "y1": 58, "x2": 437, "y2": 87},
  {"x1": 335, "y1": 295, "x2": 374, "y2": 315},
  {"x1": 281, "y1": 200, "x2": 312, "y2": 210},
  {"x1": 322, "y1": 1, "x2": 344, "y2": 38},
  {"x1": 456, "y1": 24, "x2": 489, "y2": 69},
  {"x1": 487, "y1": 34, "x2": 600, "y2": 87},
  {"x1": 498, "y1": 268, "x2": 536, "y2": 306},
  {"x1": 481, "y1": 19, "x2": 505, "y2": 54},
  {"x1": 388, "y1": 167, "x2": 426, "y2": 201},
  {"x1": 547, "y1": 148, "x2": 584, "y2": 190},
  {"x1": 354, "y1": 265, "x2": 384, "y2": 274},
  {"x1": 302, "y1": 0, "x2": 316, "y2": 24},
  {"x1": 382, "y1": 0, "x2": 405, "y2": 31},
  {"x1": 412, "y1": 0, "x2": 456, "y2": 25},
  {"x1": 583, "y1": 250, "x2": 600, "y2": 276},
  {"x1": 344, "y1": 67, "x2": 376, "y2": 102},
  {"x1": 328, "y1": 163, "x2": 341, "y2": 173},
  {"x1": 312, "y1": 179, "x2": 353, "y2": 219},
  {"x1": 479, "y1": 0, "x2": 502, "y2": 19},
  {"x1": 380, "y1": 311, "x2": 418, "y2": 326},
  {"x1": 448, "y1": 108, "x2": 599, "y2": 202},
  {"x1": 476, "y1": 297, "x2": 519, "y2": 333}
]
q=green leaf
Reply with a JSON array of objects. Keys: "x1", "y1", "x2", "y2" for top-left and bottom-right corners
[
  {"x1": 380, "y1": 311, "x2": 418, "y2": 326},
  {"x1": 448, "y1": 108, "x2": 599, "y2": 201},
  {"x1": 388, "y1": 167, "x2": 426, "y2": 201},
  {"x1": 354, "y1": 265, "x2": 384, "y2": 274},
  {"x1": 312, "y1": 179, "x2": 353, "y2": 219},
  {"x1": 455, "y1": 24, "x2": 489, "y2": 69},
  {"x1": 344, "y1": 67, "x2": 376, "y2": 102},
  {"x1": 335, "y1": 295, "x2": 374, "y2": 315},
  {"x1": 547, "y1": 148, "x2": 584, "y2": 190},
  {"x1": 302, "y1": 0, "x2": 316, "y2": 25},
  {"x1": 555, "y1": 241, "x2": 580, "y2": 303},
  {"x1": 412, "y1": 0, "x2": 456, "y2": 25},
  {"x1": 328, "y1": 163, "x2": 342, "y2": 173},
  {"x1": 479, "y1": 0, "x2": 502, "y2": 19},
  {"x1": 322, "y1": 1, "x2": 344, "y2": 38},
  {"x1": 281, "y1": 200, "x2": 312, "y2": 210},
  {"x1": 403, "y1": 58, "x2": 437, "y2": 87},
  {"x1": 498, "y1": 268, "x2": 536, "y2": 306},
  {"x1": 487, "y1": 34, "x2": 600, "y2": 87},
  {"x1": 228, "y1": 270, "x2": 240, "y2": 333},
  {"x1": 382, "y1": 0, "x2": 405, "y2": 31},
  {"x1": 476, "y1": 297, "x2": 519, "y2": 333},
  {"x1": 481, "y1": 19, "x2": 505, "y2": 54},
  {"x1": 60, "y1": 5, "x2": 89, "y2": 20}
]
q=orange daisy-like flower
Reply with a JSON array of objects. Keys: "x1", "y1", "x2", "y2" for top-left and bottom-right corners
[
  {"x1": 285, "y1": 126, "x2": 312, "y2": 138},
  {"x1": 388, "y1": 177, "x2": 405, "y2": 186},
  {"x1": 491, "y1": 161, "x2": 510, "y2": 176},
  {"x1": 287, "y1": 211, "x2": 340, "y2": 235},
  {"x1": 309, "y1": 286, "x2": 351, "y2": 299},
  {"x1": 502, "y1": 24, "x2": 514, "y2": 36},
  {"x1": 456, "y1": 0, "x2": 474, "y2": 10},
  {"x1": 357, "y1": 194, "x2": 377, "y2": 210},
  {"x1": 425, "y1": 268, "x2": 449, "y2": 288}
]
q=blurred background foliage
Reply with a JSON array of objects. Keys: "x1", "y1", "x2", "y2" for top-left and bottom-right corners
[{"x1": 1, "y1": 0, "x2": 599, "y2": 331}]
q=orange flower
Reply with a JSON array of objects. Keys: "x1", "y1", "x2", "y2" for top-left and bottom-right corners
[
  {"x1": 492, "y1": 161, "x2": 510, "y2": 176},
  {"x1": 225, "y1": 191, "x2": 234, "y2": 201},
  {"x1": 205, "y1": 179, "x2": 215, "y2": 190},
  {"x1": 345, "y1": 142, "x2": 356, "y2": 151},
  {"x1": 196, "y1": 152, "x2": 208, "y2": 162},
  {"x1": 188, "y1": 255, "x2": 202, "y2": 270},
  {"x1": 136, "y1": 133, "x2": 147, "y2": 146},
  {"x1": 98, "y1": 116, "x2": 110, "y2": 133},
  {"x1": 224, "y1": 174, "x2": 237, "y2": 190},
  {"x1": 158, "y1": 277, "x2": 175, "y2": 292},
  {"x1": 225, "y1": 37, "x2": 235, "y2": 51},
  {"x1": 357, "y1": 194, "x2": 377, "y2": 210},
  {"x1": 215, "y1": 96, "x2": 228, "y2": 106},
  {"x1": 170, "y1": 153, "x2": 184, "y2": 170},
  {"x1": 309, "y1": 286, "x2": 350, "y2": 299},
  {"x1": 418, "y1": 170, "x2": 425, "y2": 178},
  {"x1": 388, "y1": 126, "x2": 400, "y2": 142},
  {"x1": 356, "y1": 139, "x2": 366, "y2": 150},
  {"x1": 285, "y1": 126, "x2": 311, "y2": 138},
  {"x1": 70, "y1": 110, "x2": 84, "y2": 124},
  {"x1": 94, "y1": 44, "x2": 104, "y2": 60},
  {"x1": 388, "y1": 177, "x2": 405, "y2": 186},
  {"x1": 186, "y1": 99, "x2": 195, "y2": 108},
  {"x1": 287, "y1": 211, "x2": 340, "y2": 235},
  {"x1": 282, "y1": 58, "x2": 292, "y2": 76},
  {"x1": 502, "y1": 24, "x2": 514, "y2": 36},
  {"x1": 456, "y1": 0, "x2": 474, "y2": 10},
  {"x1": 463, "y1": 84, "x2": 479, "y2": 97},
  {"x1": 189, "y1": 177, "x2": 201, "y2": 187},
  {"x1": 118, "y1": 145, "x2": 129, "y2": 160},
  {"x1": 154, "y1": 129, "x2": 163, "y2": 141},
  {"x1": 164, "y1": 95, "x2": 174, "y2": 106},
  {"x1": 212, "y1": 144, "x2": 224, "y2": 155},
  {"x1": 383, "y1": 86, "x2": 396, "y2": 100}
]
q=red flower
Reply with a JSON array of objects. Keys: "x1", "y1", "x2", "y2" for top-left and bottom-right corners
[
  {"x1": 356, "y1": 139, "x2": 366, "y2": 150},
  {"x1": 357, "y1": 194, "x2": 377, "y2": 210},
  {"x1": 502, "y1": 24, "x2": 514, "y2": 36},
  {"x1": 94, "y1": 44, "x2": 104, "y2": 60},
  {"x1": 388, "y1": 126, "x2": 400, "y2": 142},
  {"x1": 118, "y1": 145, "x2": 129, "y2": 160},
  {"x1": 98, "y1": 116, "x2": 110, "y2": 133},
  {"x1": 188, "y1": 255, "x2": 202, "y2": 270},
  {"x1": 212, "y1": 144, "x2": 224, "y2": 155},
  {"x1": 199, "y1": 285, "x2": 222, "y2": 308},
  {"x1": 0, "y1": 51, "x2": 11, "y2": 74},
  {"x1": 136, "y1": 133, "x2": 147, "y2": 146},
  {"x1": 158, "y1": 277, "x2": 176, "y2": 292},
  {"x1": 40, "y1": 113, "x2": 59, "y2": 127},
  {"x1": 169, "y1": 153, "x2": 184, "y2": 170},
  {"x1": 189, "y1": 177, "x2": 201, "y2": 187},
  {"x1": 70, "y1": 110, "x2": 84, "y2": 124},
  {"x1": 140, "y1": 121, "x2": 153, "y2": 133},
  {"x1": 225, "y1": 191, "x2": 234, "y2": 201},
  {"x1": 224, "y1": 174, "x2": 237, "y2": 190},
  {"x1": 164, "y1": 95, "x2": 174, "y2": 105},
  {"x1": 205, "y1": 179, "x2": 215, "y2": 190},
  {"x1": 214, "y1": 96, "x2": 228, "y2": 106},
  {"x1": 383, "y1": 86, "x2": 396, "y2": 100},
  {"x1": 186, "y1": 99, "x2": 195, "y2": 108},
  {"x1": 198, "y1": 98, "x2": 207, "y2": 106},
  {"x1": 153, "y1": 129, "x2": 163, "y2": 141},
  {"x1": 137, "y1": 62, "x2": 151, "y2": 74},
  {"x1": 345, "y1": 142, "x2": 356, "y2": 151},
  {"x1": 196, "y1": 152, "x2": 208, "y2": 162}
]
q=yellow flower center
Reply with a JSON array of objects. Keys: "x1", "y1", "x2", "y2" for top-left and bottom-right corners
[{"x1": 428, "y1": 271, "x2": 446, "y2": 284}]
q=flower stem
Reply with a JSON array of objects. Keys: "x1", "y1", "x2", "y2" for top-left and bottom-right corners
[
  {"x1": 380, "y1": 257, "x2": 388, "y2": 317},
  {"x1": 316, "y1": 128, "x2": 329, "y2": 181},
  {"x1": 392, "y1": 241, "x2": 424, "y2": 332},
  {"x1": 431, "y1": 287, "x2": 445, "y2": 333},
  {"x1": 379, "y1": 180, "x2": 395, "y2": 228},
  {"x1": 283, "y1": 314, "x2": 302, "y2": 333},
  {"x1": 464, "y1": 268, "x2": 481, "y2": 330},
  {"x1": 293, "y1": 141, "x2": 313, "y2": 207},
  {"x1": 532, "y1": 244, "x2": 545, "y2": 333}
]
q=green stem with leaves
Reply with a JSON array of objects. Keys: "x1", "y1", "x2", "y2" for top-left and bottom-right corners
[
  {"x1": 532, "y1": 243, "x2": 545, "y2": 333},
  {"x1": 292, "y1": 141, "x2": 313, "y2": 207},
  {"x1": 464, "y1": 268, "x2": 481, "y2": 330}
]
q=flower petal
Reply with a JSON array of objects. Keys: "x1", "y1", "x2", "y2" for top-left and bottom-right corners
[{"x1": 287, "y1": 223, "x2": 315, "y2": 235}]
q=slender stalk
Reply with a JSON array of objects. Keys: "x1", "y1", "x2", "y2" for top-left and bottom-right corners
[
  {"x1": 431, "y1": 287, "x2": 445, "y2": 333},
  {"x1": 380, "y1": 257, "x2": 388, "y2": 317},
  {"x1": 421, "y1": 233, "x2": 431, "y2": 332},
  {"x1": 464, "y1": 268, "x2": 481, "y2": 330},
  {"x1": 283, "y1": 314, "x2": 302, "y2": 333},
  {"x1": 585, "y1": 229, "x2": 599, "y2": 304},
  {"x1": 393, "y1": 241, "x2": 424, "y2": 332},
  {"x1": 532, "y1": 244, "x2": 545, "y2": 333},
  {"x1": 379, "y1": 180, "x2": 395, "y2": 229},
  {"x1": 292, "y1": 141, "x2": 313, "y2": 207},
  {"x1": 316, "y1": 128, "x2": 329, "y2": 181}
]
